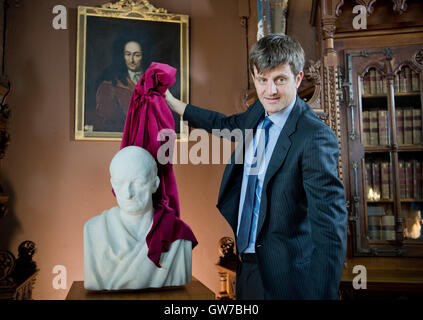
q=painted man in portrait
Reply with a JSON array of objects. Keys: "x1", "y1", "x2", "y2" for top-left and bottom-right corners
[{"x1": 95, "y1": 40, "x2": 144, "y2": 132}]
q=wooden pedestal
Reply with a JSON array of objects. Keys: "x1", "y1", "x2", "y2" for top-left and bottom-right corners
[{"x1": 66, "y1": 277, "x2": 215, "y2": 300}]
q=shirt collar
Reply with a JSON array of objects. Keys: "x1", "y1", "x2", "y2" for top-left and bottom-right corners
[
  {"x1": 264, "y1": 96, "x2": 297, "y2": 130},
  {"x1": 128, "y1": 70, "x2": 142, "y2": 84},
  {"x1": 128, "y1": 70, "x2": 142, "y2": 76}
]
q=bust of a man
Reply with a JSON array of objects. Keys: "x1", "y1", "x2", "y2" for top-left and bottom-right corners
[{"x1": 84, "y1": 146, "x2": 192, "y2": 290}]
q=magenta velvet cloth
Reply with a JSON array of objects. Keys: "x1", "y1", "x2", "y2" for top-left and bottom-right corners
[{"x1": 120, "y1": 62, "x2": 198, "y2": 267}]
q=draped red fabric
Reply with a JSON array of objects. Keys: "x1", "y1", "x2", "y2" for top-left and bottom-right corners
[{"x1": 120, "y1": 62, "x2": 197, "y2": 267}]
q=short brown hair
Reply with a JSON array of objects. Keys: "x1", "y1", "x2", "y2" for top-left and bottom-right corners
[{"x1": 249, "y1": 34, "x2": 305, "y2": 76}]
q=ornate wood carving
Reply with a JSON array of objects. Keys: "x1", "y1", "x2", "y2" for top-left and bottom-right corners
[
  {"x1": 415, "y1": 49, "x2": 423, "y2": 65},
  {"x1": 304, "y1": 60, "x2": 326, "y2": 120},
  {"x1": 322, "y1": 17, "x2": 337, "y2": 40},
  {"x1": 0, "y1": 130, "x2": 9, "y2": 159},
  {"x1": 392, "y1": 0, "x2": 408, "y2": 14},
  {"x1": 216, "y1": 237, "x2": 236, "y2": 300},
  {"x1": 356, "y1": 0, "x2": 377, "y2": 15},
  {"x1": 0, "y1": 241, "x2": 38, "y2": 300},
  {"x1": 335, "y1": 0, "x2": 345, "y2": 17},
  {"x1": 306, "y1": 60, "x2": 322, "y2": 84},
  {"x1": 0, "y1": 203, "x2": 7, "y2": 218},
  {"x1": 0, "y1": 250, "x2": 15, "y2": 282},
  {"x1": 101, "y1": 0, "x2": 167, "y2": 13},
  {"x1": 314, "y1": 0, "x2": 344, "y2": 180},
  {"x1": 217, "y1": 237, "x2": 237, "y2": 272}
]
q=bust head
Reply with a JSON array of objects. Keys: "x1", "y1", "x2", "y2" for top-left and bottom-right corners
[{"x1": 110, "y1": 146, "x2": 160, "y2": 216}]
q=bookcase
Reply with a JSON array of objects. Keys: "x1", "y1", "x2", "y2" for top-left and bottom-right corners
[
  {"x1": 347, "y1": 45, "x2": 423, "y2": 256},
  {"x1": 352, "y1": 45, "x2": 423, "y2": 256},
  {"x1": 312, "y1": 0, "x2": 423, "y2": 259}
]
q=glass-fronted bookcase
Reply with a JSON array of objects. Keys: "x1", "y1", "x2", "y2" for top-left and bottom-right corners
[{"x1": 345, "y1": 44, "x2": 423, "y2": 256}]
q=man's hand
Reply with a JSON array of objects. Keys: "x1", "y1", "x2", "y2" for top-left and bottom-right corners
[{"x1": 165, "y1": 89, "x2": 187, "y2": 116}]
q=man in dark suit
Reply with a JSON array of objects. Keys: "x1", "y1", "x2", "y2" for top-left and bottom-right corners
[{"x1": 165, "y1": 34, "x2": 347, "y2": 299}]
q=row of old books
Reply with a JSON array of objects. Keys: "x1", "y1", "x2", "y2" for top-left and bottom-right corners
[
  {"x1": 365, "y1": 159, "x2": 423, "y2": 200},
  {"x1": 361, "y1": 66, "x2": 420, "y2": 96},
  {"x1": 367, "y1": 207, "x2": 395, "y2": 241},
  {"x1": 394, "y1": 66, "x2": 420, "y2": 93},
  {"x1": 365, "y1": 160, "x2": 393, "y2": 200},
  {"x1": 399, "y1": 160, "x2": 423, "y2": 200},
  {"x1": 361, "y1": 69, "x2": 387, "y2": 95},
  {"x1": 363, "y1": 108, "x2": 422, "y2": 146}
]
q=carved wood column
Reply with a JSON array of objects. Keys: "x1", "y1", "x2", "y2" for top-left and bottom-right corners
[
  {"x1": 320, "y1": 0, "x2": 344, "y2": 179},
  {"x1": 0, "y1": 0, "x2": 4, "y2": 74},
  {"x1": 0, "y1": 0, "x2": 9, "y2": 219}
]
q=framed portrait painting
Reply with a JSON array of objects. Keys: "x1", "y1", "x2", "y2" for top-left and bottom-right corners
[{"x1": 75, "y1": 1, "x2": 189, "y2": 141}]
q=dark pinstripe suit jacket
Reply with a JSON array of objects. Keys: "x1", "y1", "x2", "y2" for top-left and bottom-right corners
[{"x1": 183, "y1": 96, "x2": 347, "y2": 299}]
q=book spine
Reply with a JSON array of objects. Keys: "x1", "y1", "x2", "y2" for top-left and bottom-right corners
[
  {"x1": 370, "y1": 69, "x2": 376, "y2": 95},
  {"x1": 413, "y1": 160, "x2": 422, "y2": 199},
  {"x1": 360, "y1": 76, "x2": 365, "y2": 96},
  {"x1": 396, "y1": 109, "x2": 404, "y2": 145},
  {"x1": 406, "y1": 160, "x2": 413, "y2": 199},
  {"x1": 368, "y1": 216, "x2": 381, "y2": 240},
  {"x1": 366, "y1": 161, "x2": 372, "y2": 199},
  {"x1": 376, "y1": 70, "x2": 383, "y2": 94},
  {"x1": 399, "y1": 160, "x2": 406, "y2": 199},
  {"x1": 362, "y1": 111, "x2": 370, "y2": 146},
  {"x1": 373, "y1": 162, "x2": 381, "y2": 199},
  {"x1": 411, "y1": 70, "x2": 420, "y2": 92},
  {"x1": 381, "y1": 161, "x2": 390, "y2": 199},
  {"x1": 370, "y1": 110, "x2": 379, "y2": 145},
  {"x1": 364, "y1": 74, "x2": 371, "y2": 96},
  {"x1": 404, "y1": 108, "x2": 413, "y2": 145},
  {"x1": 404, "y1": 67, "x2": 412, "y2": 92},
  {"x1": 412, "y1": 108, "x2": 421, "y2": 145},
  {"x1": 389, "y1": 162, "x2": 393, "y2": 199},
  {"x1": 378, "y1": 110, "x2": 389, "y2": 145},
  {"x1": 382, "y1": 76, "x2": 387, "y2": 94},
  {"x1": 381, "y1": 215, "x2": 396, "y2": 240},
  {"x1": 394, "y1": 73, "x2": 400, "y2": 93},
  {"x1": 421, "y1": 160, "x2": 423, "y2": 200},
  {"x1": 399, "y1": 69, "x2": 407, "y2": 92}
]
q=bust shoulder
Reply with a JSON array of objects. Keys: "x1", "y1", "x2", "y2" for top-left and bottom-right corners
[{"x1": 84, "y1": 206, "x2": 120, "y2": 234}]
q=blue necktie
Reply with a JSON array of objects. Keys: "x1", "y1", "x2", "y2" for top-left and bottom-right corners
[{"x1": 237, "y1": 117, "x2": 273, "y2": 253}]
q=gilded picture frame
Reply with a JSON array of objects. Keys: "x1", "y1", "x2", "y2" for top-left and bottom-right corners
[{"x1": 75, "y1": 2, "x2": 189, "y2": 141}]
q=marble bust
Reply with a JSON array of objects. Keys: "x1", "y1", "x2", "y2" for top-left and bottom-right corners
[{"x1": 84, "y1": 146, "x2": 192, "y2": 290}]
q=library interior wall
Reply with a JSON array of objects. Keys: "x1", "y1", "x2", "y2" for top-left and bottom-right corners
[{"x1": 0, "y1": 0, "x2": 315, "y2": 299}]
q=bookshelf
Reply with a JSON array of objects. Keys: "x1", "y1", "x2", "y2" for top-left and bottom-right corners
[
  {"x1": 311, "y1": 0, "x2": 423, "y2": 298},
  {"x1": 331, "y1": 2, "x2": 423, "y2": 257},
  {"x1": 342, "y1": 43, "x2": 423, "y2": 256}
]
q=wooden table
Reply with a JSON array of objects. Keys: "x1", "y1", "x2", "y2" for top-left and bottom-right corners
[{"x1": 66, "y1": 277, "x2": 215, "y2": 300}]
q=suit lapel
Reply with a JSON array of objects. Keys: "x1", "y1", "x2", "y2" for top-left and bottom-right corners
[{"x1": 256, "y1": 97, "x2": 305, "y2": 237}]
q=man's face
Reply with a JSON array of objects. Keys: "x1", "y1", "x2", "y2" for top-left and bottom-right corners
[
  {"x1": 111, "y1": 173, "x2": 156, "y2": 215},
  {"x1": 252, "y1": 64, "x2": 303, "y2": 115},
  {"x1": 110, "y1": 155, "x2": 159, "y2": 215},
  {"x1": 124, "y1": 41, "x2": 142, "y2": 72}
]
